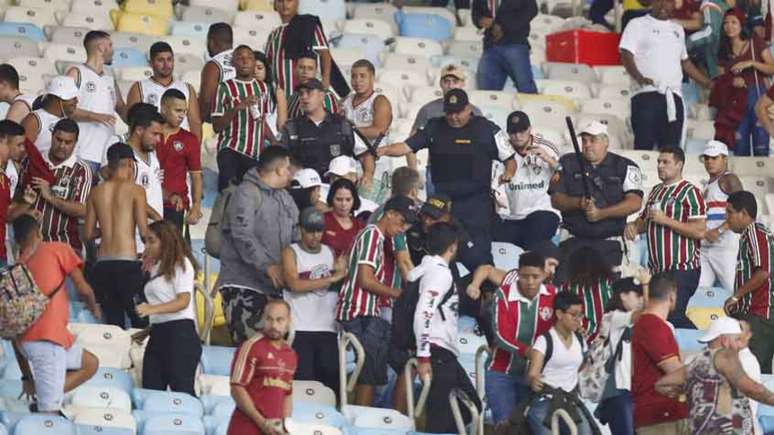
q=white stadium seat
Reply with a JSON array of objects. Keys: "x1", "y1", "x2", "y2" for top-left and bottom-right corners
[
  {"x1": 233, "y1": 10, "x2": 281, "y2": 31},
  {"x1": 453, "y1": 25, "x2": 480, "y2": 42},
  {"x1": 179, "y1": 5, "x2": 233, "y2": 24},
  {"x1": 173, "y1": 53, "x2": 204, "y2": 75},
  {"x1": 468, "y1": 90, "x2": 517, "y2": 111},
  {"x1": 233, "y1": 27, "x2": 269, "y2": 53},
  {"x1": 392, "y1": 36, "x2": 443, "y2": 58},
  {"x1": 45, "y1": 25, "x2": 89, "y2": 46},
  {"x1": 685, "y1": 119, "x2": 715, "y2": 140},
  {"x1": 380, "y1": 53, "x2": 432, "y2": 75},
  {"x1": 618, "y1": 150, "x2": 659, "y2": 173},
  {"x1": 594, "y1": 65, "x2": 632, "y2": 84},
  {"x1": 110, "y1": 32, "x2": 158, "y2": 53},
  {"x1": 409, "y1": 86, "x2": 442, "y2": 105},
  {"x1": 447, "y1": 40, "x2": 483, "y2": 59},
  {"x1": 377, "y1": 69, "x2": 428, "y2": 92},
  {"x1": 165, "y1": 35, "x2": 206, "y2": 59},
  {"x1": 71, "y1": 0, "x2": 117, "y2": 14},
  {"x1": 293, "y1": 380, "x2": 337, "y2": 407},
  {"x1": 189, "y1": 0, "x2": 239, "y2": 13},
  {"x1": 580, "y1": 97, "x2": 630, "y2": 121},
  {"x1": 4, "y1": 6, "x2": 59, "y2": 29},
  {"x1": 402, "y1": 5, "x2": 456, "y2": 28},
  {"x1": 343, "y1": 18, "x2": 394, "y2": 40},
  {"x1": 59, "y1": 11, "x2": 112, "y2": 31},
  {"x1": 531, "y1": 13, "x2": 565, "y2": 31},
  {"x1": 0, "y1": 35, "x2": 39, "y2": 59},
  {"x1": 68, "y1": 385, "x2": 133, "y2": 413},
  {"x1": 343, "y1": 406, "x2": 413, "y2": 431},
  {"x1": 575, "y1": 113, "x2": 630, "y2": 149},
  {"x1": 543, "y1": 62, "x2": 596, "y2": 83},
  {"x1": 115, "y1": 66, "x2": 153, "y2": 82},
  {"x1": 540, "y1": 79, "x2": 593, "y2": 100},
  {"x1": 594, "y1": 82, "x2": 633, "y2": 99},
  {"x1": 73, "y1": 324, "x2": 132, "y2": 369},
  {"x1": 70, "y1": 407, "x2": 136, "y2": 433},
  {"x1": 351, "y1": 3, "x2": 398, "y2": 35},
  {"x1": 520, "y1": 99, "x2": 572, "y2": 129},
  {"x1": 731, "y1": 156, "x2": 773, "y2": 177}
]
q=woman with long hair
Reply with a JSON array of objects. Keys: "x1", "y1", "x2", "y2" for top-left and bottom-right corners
[
  {"x1": 716, "y1": 7, "x2": 774, "y2": 155},
  {"x1": 254, "y1": 50, "x2": 288, "y2": 136},
  {"x1": 559, "y1": 246, "x2": 616, "y2": 343},
  {"x1": 136, "y1": 220, "x2": 202, "y2": 395},
  {"x1": 322, "y1": 178, "x2": 364, "y2": 257}
]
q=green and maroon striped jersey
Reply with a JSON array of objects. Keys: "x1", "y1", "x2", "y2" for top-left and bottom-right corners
[
  {"x1": 212, "y1": 79, "x2": 270, "y2": 160},
  {"x1": 560, "y1": 277, "x2": 614, "y2": 343},
  {"x1": 640, "y1": 179, "x2": 706, "y2": 272},
  {"x1": 265, "y1": 22, "x2": 329, "y2": 100},
  {"x1": 735, "y1": 222, "x2": 774, "y2": 320}
]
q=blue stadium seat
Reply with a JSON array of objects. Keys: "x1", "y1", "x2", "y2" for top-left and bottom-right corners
[
  {"x1": 13, "y1": 415, "x2": 76, "y2": 435},
  {"x1": 491, "y1": 242, "x2": 523, "y2": 271},
  {"x1": 200, "y1": 346, "x2": 236, "y2": 377},
  {"x1": 0, "y1": 422, "x2": 5, "y2": 435},
  {"x1": 335, "y1": 33, "x2": 386, "y2": 67},
  {"x1": 674, "y1": 328, "x2": 704, "y2": 353},
  {"x1": 200, "y1": 395, "x2": 233, "y2": 416},
  {"x1": 111, "y1": 47, "x2": 148, "y2": 68},
  {"x1": 760, "y1": 415, "x2": 774, "y2": 433},
  {"x1": 688, "y1": 286, "x2": 730, "y2": 309},
  {"x1": 0, "y1": 411, "x2": 30, "y2": 432},
  {"x1": 210, "y1": 401, "x2": 235, "y2": 420},
  {"x1": 142, "y1": 391, "x2": 204, "y2": 417},
  {"x1": 76, "y1": 425, "x2": 133, "y2": 435},
  {"x1": 684, "y1": 138, "x2": 706, "y2": 155},
  {"x1": 170, "y1": 21, "x2": 209, "y2": 39},
  {"x1": 83, "y1": 368, "x2": 134, "y2": 396},
  {"x1": 292, "y1": 401, "x2": 347, "y2": 429},
  {"x1": 0, "y1": 379, "x2": 21, "y2": 398},
  {"x1": 0, "y1": 23, "x2": 44, "y2": 42},
  {"x1": 140, "y1": 413, "x2": 205, "y2": 435},
  {"x1": 395, "y1": 11, "x2": 452, "y2": 41}
]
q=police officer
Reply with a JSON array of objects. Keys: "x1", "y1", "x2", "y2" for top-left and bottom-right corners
[
  {"x1": 280, "y1": 78, "x2": 375, "y2": 186},
  {"x1": 379, "y1": 89, "x2": 516, "y2": 271},
  {"x1": 549, "y1": 120, "x2": 644, "y2": 283}
]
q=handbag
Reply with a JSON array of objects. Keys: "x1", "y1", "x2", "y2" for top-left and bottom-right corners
[{"x1": 0, "y1": 264, "x2": 64, "y2": 338}]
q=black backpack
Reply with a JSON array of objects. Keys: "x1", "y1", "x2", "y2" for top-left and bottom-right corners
[
  {"x1": 390, "y1": 278, "x2": 455, "y2": 351},
  {"x1": 540, "y1": 329, "x2": 586, "y2": 371}
]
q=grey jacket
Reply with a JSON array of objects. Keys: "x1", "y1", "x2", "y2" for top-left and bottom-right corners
[{"x1": 217, "y1": 168, "x2": 299, "y2": 294}]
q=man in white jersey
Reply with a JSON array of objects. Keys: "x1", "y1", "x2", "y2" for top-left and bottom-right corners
[
  {"x1": 200, "y1": 22, "x2": 235, "y2": 123},
  {"x1": 66, "y1": 31, "x2": 128, "y2": 175},
  {"x1": 21, "y1": 76, "x2": 79, "y2": 156},
  {"x1": 126, "y1": 42, "x2": 202, "y2": 141},
  {"x1": 341, "y1": 59, "x2": 393, "y2": 204},
  {"x1": 0, "y1": 64, "x2": 37, "y2": 123},
  {"x1": 699, "y1": 140, "x2": 743, "y2": 291},
  {"x1": 281, "y1": 206, "x2": 346, "y2": 394},
  {"x1": 493, "y1": 111, "x2": 561, "y2": 251}
]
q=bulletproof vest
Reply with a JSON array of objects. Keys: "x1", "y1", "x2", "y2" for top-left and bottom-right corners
[
  {"x1": 285, "y1": 114, "x2": 355, "y2": 177},
  {"x1": 426, "y1": 117, "x2": 494, "y2": 189}
]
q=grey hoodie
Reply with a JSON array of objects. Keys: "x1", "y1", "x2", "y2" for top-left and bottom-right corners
[{"x1": 217, "y1": 168, "x2": 300, "y2": 295}]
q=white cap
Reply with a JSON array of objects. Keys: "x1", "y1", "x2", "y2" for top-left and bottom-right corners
[
  {"x1": 579, "y1": 120, "x2": 608, "y2": 137},
  {"x1": 703, "y1": 140, "x2": 729, "y2": 157},
  {"x1": 292, "y1": 168, "x2": 322, "y2": 189},
  {"x1": 46, "y1": 76, "x2": 79, "y2": 100},
  {"x1": 698, "y1": 317, "x2": 741, "y2": 343},
  {"x1": 325, "y1": 156, "x2": 358, "y2": 177}
]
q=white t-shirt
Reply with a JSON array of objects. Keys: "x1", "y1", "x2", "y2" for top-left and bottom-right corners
[
  {"x1": 143, "y1": 257, "x2": 196, "y2": 325},
  {"x1": 619, "y1": 14, "x2": 688, "y2": 95},
  {"x1": 283, "y1": 243, "x2": 338, "y2": 332},
  {"x1": 501, "y1": 137, "x2": 561, "y2": 221},
  {"x1": 72, "y1": 64, "x2": 117, "y2": 164},
  {"x1": 533, "y1": 327, "x2": 586, "y2": 392}
]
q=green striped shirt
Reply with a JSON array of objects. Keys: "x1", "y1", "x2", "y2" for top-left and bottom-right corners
[{"x1": 212, "y1": 79, "x2": 270, "y2": 160}]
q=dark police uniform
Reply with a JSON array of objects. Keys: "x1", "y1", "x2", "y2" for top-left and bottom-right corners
[
  {"x1": 404, "y1": 116, "x2": 515, "y2": 271},
  {"x1": 549, "y1": 151, "x2": 643, "y2": 282},
  {"x1": 281, "y1": 112, "x2": 370, "y2": 178}
]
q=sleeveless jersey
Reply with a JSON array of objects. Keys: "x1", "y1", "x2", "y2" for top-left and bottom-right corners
[
  {"x1": 12, "y1": 94, "x2": 37, "y2": 111},
  {"x1": 71, "y1": 64, "x2": 116, "y2": 164},
  {"x1": 341, "y1": 91, "x2": 390, "y2": 144},
  {"x1": 137, "y1": 78, "x2": 191, "y2": 130},
  {"x1": 210, "y1": 49, "x2": 236, "y2": 84},
  {"x1": 283, "y1": 243, "x2": 337, "y2": 332},
  {"x1": 31, "y1": 108, "x2": 62, "y2": 154},
  {"x1": 704, "y1": 172, "x2": 740, "y2": 248}
]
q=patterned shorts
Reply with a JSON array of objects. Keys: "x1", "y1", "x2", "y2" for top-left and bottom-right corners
[{"x1": 220, "y1": 287, "x2": 269, "y2": 346}]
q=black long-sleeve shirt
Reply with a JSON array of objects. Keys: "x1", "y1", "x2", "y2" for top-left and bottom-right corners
[{"x1": 472, "y1": 0, "x2": 538, "y2": 49}]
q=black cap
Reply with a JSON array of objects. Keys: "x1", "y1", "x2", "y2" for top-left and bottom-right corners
[
  {"x1": 383, "y1": 196, "x2": 419, "y2": 225},
  {"x1": 299, "y1": 206, "x2": 325, "y2": 231},
  {"x1": 443, "y1": 88, "x2": 469, "y2": 113},
  {"x1": 507, "y1": 110, "x2": 531, "y2": 134},
  {"x1": 106, "y1": 142, "x2": 136, "y2": 163},
  {"x1": 421, "y1": 194, "x2": 453, "y2": 219},
  {"x1": 296, "y1": 78, "x2": 325, "y2": 92}
]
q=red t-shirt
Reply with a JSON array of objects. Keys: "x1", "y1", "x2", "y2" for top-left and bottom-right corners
[
  {"x1": 0, "y1": 173, "x2": 10, "y2": 262},
  {"x1": 632, "y1": 313, "x2": 688, "y2": 428},
  {"x1": 156, "y1": 128, "x2": 201, "y2": 209},
  {"x1": 322, "y1": 211, "x2": 364, "y2": 258},
  {"x1": 228, "y1": 335, "x2": 297, "y2": 435}
]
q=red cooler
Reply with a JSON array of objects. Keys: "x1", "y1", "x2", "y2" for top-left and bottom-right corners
[{"x1": 546, "y1": 30, "x2": 621, "y2": 66}]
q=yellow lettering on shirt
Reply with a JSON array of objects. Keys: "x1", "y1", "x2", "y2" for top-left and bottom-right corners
[
  {"x1": 455, "y1": 139, "x2": 472, "y2": 144},
  {"x1": 263, "y1": 377, "x2": 292, "y2": 390}
]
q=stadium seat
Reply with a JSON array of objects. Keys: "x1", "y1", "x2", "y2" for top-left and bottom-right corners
[
  {"x1": 189, "y1": 0, "x2": 238, "y2": 13},
  {"x1": 8, "y1": 56, "x2": 55, "y2": 77},
  {"x1": 425, "y1": 65, "x2": 476, "y2": 90},
  {"x1": 59, "y1": 11, "x2": 113, "y2": 31},
  {"x1": 540, "y1": 79, "x2": 593, "y2": 101},
  {"x1": 740, "y1": 176, "x2": 773, "y2": 214},
  {"x1": 200, "y1": 394, "x2": 233, "y2": 415},
  {"x1": 351, "y1": 3, "x2": 398, "y2": 35},
  {"x1": 685, "y1": 138, "x2": 708, "y2": 156},
  {"x1": 284, "y1": 421, "x2": 342, "y2": 435},
  {"x1": 686, "y1": 307, "x2": 725, "y2": 330},
  {"x1": 467, "y1": 90, "x2": 516, "y2": 111},
  {"x1": 200, "y1": 346, "x2": 235, "y2": 377},
  {"x1": 68, "y1": 385, "x2": 133, "y2": 413},
  {"x1": 4, "y1": 7, "x2": 58, "y2": 30},
  {"x1": 543, "y1": 62, "x2": 596, "y2": 83},
  {"x1": 377, "y1": 69, "x2": 428, "y2": 91},
  {"x1": 232, "y1": 27, "x2": 269, "y2": 55},
  {"x1": 731, "y1": 156, "x2": 773, "y2": 177},
  {"x1": 180, "y1": 70, "x2": 200, "y2": 93},
  {"x1": 13, "y1": 415, "x2": 76, "y2": 435},
  {"x1": 241, "y1": 0, "x2": 273, "y2": 11},
  {"x1": 392, "y1": 37, "x2": 443, "y2": 58},
  {"x1": 232, "y1": 11, "x2": 280, "y2": 31},
  {"x1": 330, "y1": 47, "x2": 367, "y2": 70},
  {"x1": 71, "y1": 0, "x2": 118, "y2": 15},
  {"x1": 343, "y1": 406, "x2": 413, "y2": 431},
  {"x1": 447, "y1": 40, "x2": 483, "y2": 59},
  {"x1": 0, "y1": 36, "x2": 39, "y2": 59},
  {"x1": 395, "y1": 11, "x2": 452, "y2": 41},
  {"x1": 580, "y1": 98, "x2": 629, "y2": 121},
  {"x1": 401, "y1": 6, "x2": 456, "y2": 28},
  {"x1": 140, "y1": 413, "x2": 205, "y2": 435},
  {"x1": 121, "y1": 0, "x2": 173, "y2": 19},
  {"x1": 0, "y1": 22, "x2": 44, "y2": 42},
  {"x1": 75, "y1": 425, "x2": 133, "y2": 435},
  {"x1": 45, "y1": 25, "x2": 88, "y2": 46},
  {"x1": 110, "y1": 31, "x2": 157, "y2": 53},
  {"x1": 409, "y1": 86, "x2": 442, "y2": 105},
  {"x1": 198, "y1": 374, "x2": 230, "y2": 397},
  {"x1": 457, "y1": 332, "x2": 487, "y2": 355},
  {"x1": 170, "y1": 21, "x2": 209, "y2": 39},
  {"x1": 531, "y1": 13, "x2": 565, "y2": 31},
  {"x1": 594, "y1": 82, "x2": 633, "y2": 99},
  {"x1": 575, "y1": 113, "x2": 630, "y2": 149},
  {"x1": 594, "y1": 65, "x2": 632, "y2": 85},
  {"x1": 293, "y1": 401, "x2": 347, "y2": 429},
  {"x1": 114, "y1": 66, "x2": 153, "y2": 82},
  {"x1": 478, "y1": 105, "x2": 511, "y2": 131},
  {"x1": 141, "y1": 392, "x2": 204, "y2": 417},
  {"x1": 111, "y1": 11, "x2": 170, "y2": 37},
  {"x1": 165, "y1": 35, "x2": 206, "y2": 59},
  {"x1": 18, "y1": 0, "x2": 67, "y2": 9},
  {"x1": 491, "y1": 242, "x2": 523, "y2": 271},
  {"x1": 380, "y1": 53, "x2": 431, "y2": 75},
  {"x1": 179, "y1": 6, "x2": 233, "y2": 24},
  {"x1": 334, "y1": 33, "x2": 386, "y2": 67},
  {"x1": 294, "y1": 380, "x2": 336, "y2": 407},
  {"x1": 519, "y1": 99, "x2": 572, "y2": 129},
  {"x1": 83, "y1": 368, "x2": 134, "y2": 396},
  {"x1": 0, "y1": 380, "x2": 21, "y2": 399},
  {"x1": 674, "y1": 328, "x2": 704, "y2": 353},
  {"x1": 111, "y1": 47, "x2": 149, "y2": 68},
  {"x1": 299, "y1": 0, "x2": 346, "y2": 23},
  {"x1": 685, "y1": 119, "x2": 715, "y2": 141},
  {"x1": 453, "y1": 26, "x2": 480, "y2": 42},
  {"x1": 174, "y1": 53, "x2": 204, "y2": 76},
  {"x1": 70, "y1": 408, "x2": 136, "y2": 433},
  {"x1": 73, "y1": 324, "x2": 132, "y2": 369},
  {"x1": 682, "y1": 152, "x2": 706, "y2": 176},
  {"x1": 429, "y1": 54, "x2": 478, "y2": 72},
  {"x1": 343, "y1": 18, "x2": 394, "y2": 40},
  {"x1": 527, "y1": 32, "x2": 547, "y2": 50},
  {"x1": 618, "y1": 150, "x2": 659, "y2": 173}
]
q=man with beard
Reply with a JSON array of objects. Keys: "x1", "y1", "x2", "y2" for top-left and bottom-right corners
[{"x1": 66, "y1": 31, "x2": 128, "y2": 175}]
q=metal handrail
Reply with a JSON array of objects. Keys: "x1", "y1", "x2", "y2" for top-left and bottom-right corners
[
  {"x1": 551, "y1": 409, "x2": 578, "y2": 435},
  {"x1": 449, "y1": 388, "x2": 480, "y2": 435},
  {"x1": 200, "y1": 247, "x2": 213, "y2": 345},
  {"x1": 474, "y1": 345, "x2": 490, "y2": 435},
  {"x1": 338, "y1": 332, "x2": 365, "y2": 410},
  {"x1": 404, "y1": 358, "x2": 431, "y2": 422}
]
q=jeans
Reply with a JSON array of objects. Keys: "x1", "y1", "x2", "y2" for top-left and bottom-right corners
[
  {"x1": 735, "y1": 86, "x2": 770, "y2": 156},
  {"x1": 493, "y1": 211, "x2": 560, "y2": 251},
  {"x1": 477, "y1": 44, "x2": 538, "y2": 93},
  {"x1": 527, "y1": 396, "x2": 593, "y2": 435},
  {"x1": 485, "y1": 370, "x2": 529, "y2": 425},
  {"x1": 597, "y1": 391, "x2": 634, "y2": 435},
  {"x1": 142, "y1": 319, "x2": 202, "y2": 396},
  {"x1": 425, "y1": 347, "x2": 480, "y2": 433},
  {"x1": 666, "y1": 268, "x2": 700, "y2": 329}
]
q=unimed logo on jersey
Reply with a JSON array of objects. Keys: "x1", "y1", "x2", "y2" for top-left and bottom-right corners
[{"x1": 86, "y1": 81, "x2": 97, "y2": 93}]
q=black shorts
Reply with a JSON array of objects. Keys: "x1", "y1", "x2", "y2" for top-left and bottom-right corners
[{"x1": 340, "y1": 316, "x2": 390, "y2": 386}]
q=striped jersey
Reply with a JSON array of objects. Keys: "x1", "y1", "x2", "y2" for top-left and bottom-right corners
[
  {"x1": 488, "y1": 269, "x2": 556, "y2": 375},
  {"x1": 560, "y1": 277, "x2": 614, "y2": 343},
  {"x1": 212, "y1": 78, "x2": 270, "y2": 160},
  {"x1": 735, "y1": 222, "x2": 774, "y2": 320},
  {"x1": 287, "y1": 90, "x2": 339, "y2": 118},
  {"x1": 703, "y1": 173, "x2": 739, "y2": 248},
  {"x1": 264, "y1": 22, "x2": 329, "y2": 99},
  {"x1": 640, "y1": 179, "x2": 707, "y2": 272},
  {"x1": 336, "y1": 224, "x2": 395, "y2": 322}
]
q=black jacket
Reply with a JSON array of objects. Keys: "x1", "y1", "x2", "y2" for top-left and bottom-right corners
[{"x1": 472, "y1": 0, "x2": 538, "y2": 49}]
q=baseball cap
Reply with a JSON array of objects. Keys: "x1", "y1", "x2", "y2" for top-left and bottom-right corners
[
  {"x1": 698, "y1": 317, "x2": 742, "y2": 343},
  {"x1": 703, "y1": 140, "x2": 729, "y2": 157},
  {"x1": 325, "y1": 156, "x2": 358, "y2": 177},
  {"x1": 47, "y1": 76, "x2": 79, "y2": 100},
  {"x1": 106, "y1": 142, "x2": 136, "y2": 163},
  {"x1": 384, "y1": 195, "x2": 419, "y2": 225},
  {"x1": 421, "y1": 194, "x2": 452, "y2": 219},
  {"x1": 579, "y1": 120, "x2": 608, "y2": 137},
  {"x1": 444, "y1": 88, "x2": 469, "y2": 113},
  {"x1": 530, "y1": 240, "x2": 560, "y2": 261},
  {"x1": 507, "y1": 111, "x2": 531, "y2": 134},
  {"x1": 299, "y1": 206, "x2": 325, "y2": 231},
  {"x1": 296, "y1": 78, "x2": 325, "y2": 92},
  {"x1": 440, "y1": 64, "x2": 467, "y2": 81},
  {"x1": 291, "y1": 168, "x2": 322, "y2": 189}
]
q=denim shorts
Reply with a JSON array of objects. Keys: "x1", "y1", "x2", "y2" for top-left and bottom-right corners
[
  {"x1": 340, "y1": 316, "x2": 391, "y2": 386},
  {"x1": 20, "y1": 341, "x2": 83, "y2": 412}
]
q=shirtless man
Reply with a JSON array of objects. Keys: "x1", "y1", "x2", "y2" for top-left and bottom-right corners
[{"x1": 84, "y1": 142, "x2": 148, "y2": 329}]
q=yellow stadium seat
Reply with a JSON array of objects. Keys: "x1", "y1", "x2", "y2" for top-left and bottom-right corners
[
  {"x1": 686, "y1": 307, "x2": 725, "y2": 330},
  {"x1": 120, "y1": 0, "x2": 173, "y2": 19},
  {"x1": 111, "y1": 10, "x2": 169, "y2": 36},
  {"x1": 196, "y1": 272, "x2": 226, "y2": 332},
  {"x1": 241, "y1": 0, "x2": 273, "y2": 11}
]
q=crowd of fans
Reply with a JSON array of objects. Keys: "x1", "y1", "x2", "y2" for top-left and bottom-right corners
[{"x1": 4, "y1": 0, "x2": 774, "y2": 433}]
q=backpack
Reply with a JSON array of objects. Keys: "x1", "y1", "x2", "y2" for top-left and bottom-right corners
[
  {"x1": 0, "y1": 264, "x2": 63, "y2": 338},
  {"x1": 205, "y1": 179, "x2": 262, "y2": 259},
  {"x1": 390, "y1": 277, "x2": 455, "y2": 351},
  {"x1": 579, "y1": 325, "x2": 632, "y2": 402}
]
